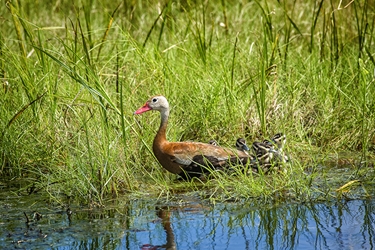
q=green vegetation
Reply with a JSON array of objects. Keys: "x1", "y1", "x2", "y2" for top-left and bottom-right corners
[{"x1": 1, "y1": 0, "x2": 374, "y2": 204}]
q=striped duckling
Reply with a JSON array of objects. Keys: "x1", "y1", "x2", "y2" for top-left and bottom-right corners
[
  {"x1": 250, "y1": 133, "x2": 289, "y2": 172},
  {"x1": 235, "y1": 138, "x2": 260, "y2": 172},
  {"x1": 208, "y1": 139, "x2": 218, "y2": 146},
  {"x1": 265, "y1": 133, "x2": 289, "y2": 163},
  {"x1": 252, "y1": 141, "x2": 278, "y2": 166},
  {"x1": 235, "y1": 138, "x2": 250, "y2": 152}
]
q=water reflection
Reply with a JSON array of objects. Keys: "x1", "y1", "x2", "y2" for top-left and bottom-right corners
[
  {"x1": 0, "y1": 195, "x2": 374, "y2": 249},
  {"x1": 141, "y1": 199, "x2": 375, "y2": 250}
]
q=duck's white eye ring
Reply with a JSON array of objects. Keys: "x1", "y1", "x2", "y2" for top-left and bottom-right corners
[{"x1": 152, "y1": 98, "x2": 158, "y2": 103}]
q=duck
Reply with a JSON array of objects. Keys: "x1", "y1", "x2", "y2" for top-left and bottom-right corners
[
  {"x1": 235, "y1": 138, "x2": 250, "y2": 152},
  {"x1": 252, "y1": 141, "x2": 277, "y2": 165},
  {"x1": 208, "y1": 140, "x2": 218, "y2": 146},
  {"x1": 134, "y1": 95, "x2": 251, "y2": 179},
  {"x1": 270, "y1": 133, "x2": 286, "y2": 151},
  {"x1": 266, "y1": 133, "x2": 289, "y2": 163},
  {"x1": 251, "y1": 133, "x2": 289, "y2": 172},
  {"x1": 234, "y1": 138, "x2": 260, "y2": 173}
]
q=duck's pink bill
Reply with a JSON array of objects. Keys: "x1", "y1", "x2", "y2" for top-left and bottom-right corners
[{"x1": 134, "y1": 103, "x2": 152, "y2": 115}]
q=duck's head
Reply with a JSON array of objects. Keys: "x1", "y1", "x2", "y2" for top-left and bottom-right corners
[{"x1": 134, "y1": 95, "x2": 169, "y2": 114}]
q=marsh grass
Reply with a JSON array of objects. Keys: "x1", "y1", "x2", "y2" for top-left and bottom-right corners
[{"x1": 1, "y1": 0, "x2": 374, "y2": 204}]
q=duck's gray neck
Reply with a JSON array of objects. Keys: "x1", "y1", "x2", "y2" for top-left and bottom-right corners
[
  {"x1": 160, "y1": 109, "x2": 169, "y2": 127},
  {"x1": 155, "y1": 108, "x2": 169, "y2": 143}
]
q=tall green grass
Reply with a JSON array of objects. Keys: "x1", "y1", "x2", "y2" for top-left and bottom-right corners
[{"x1": 0, "y1": 0, "x2": 374, "y2": 204}]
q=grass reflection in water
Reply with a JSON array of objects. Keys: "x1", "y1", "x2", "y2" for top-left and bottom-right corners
[{"x1": 1, "y1": 195, "x2": 374, "y2": 250}]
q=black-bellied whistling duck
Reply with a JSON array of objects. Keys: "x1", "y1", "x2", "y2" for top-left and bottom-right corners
[
  {"x1": 273, "y1": 133, "x2": 286, "y2": 146},
  {"x1": 266, "y1": 133, "x2": 289, "y2": 163},
  {"x1": 235, "y1": 138, "x2": 250, "y2": 152},
  {"x1": 252, "y1": 141, "x2": 277, "y2": 165},
  {"x1": 251, "y1": 133, "x2": 289, "y2": 172},
  {"x1": 208, "y1": 140, "x2": 218, "y2": 146},
  {"x1": 134, "y1": 95, "x2": 250, "y2": 179},
  {"x1": 235, "y1": 138, "x2": 260, "y2": 173}
]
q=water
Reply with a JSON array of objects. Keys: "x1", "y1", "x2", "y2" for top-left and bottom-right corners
[{"x1": 1, "y1": 185, "x2": 374, "y2": 250}]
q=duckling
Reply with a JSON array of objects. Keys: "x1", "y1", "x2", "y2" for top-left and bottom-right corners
[
  {"x1": 235, "y1": 138, "x2": 250, "y2": 152},
  {"x1": 249, "y1": 133, "x2": 289, "y2": 173},
  {"x1": 270, "y1": 133, "x2": 286, "y2": 152},
  {"x1": 268, "y1": 133, "x2": 289, "y2": 163},
  {"x1": 252, "y1": 141, "x2": 278, "y2": 165},
  {"x1": 233, "y1": 138, "x2": 259, "y2": 173},
  {"x1": 208, "y1": 140, "x2": 218, "y2": 146}
]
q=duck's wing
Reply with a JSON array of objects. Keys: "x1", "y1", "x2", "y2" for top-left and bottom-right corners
[{"x1": 169, "y1": 142, "x2": 248, "y2": 168}]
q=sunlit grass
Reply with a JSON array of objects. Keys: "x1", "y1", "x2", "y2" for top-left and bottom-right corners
[{"x1": 0, "y1": 0, "x2": 374, "y2": 204}]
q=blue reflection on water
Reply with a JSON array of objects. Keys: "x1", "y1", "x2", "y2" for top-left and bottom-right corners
[
  {"x1": 128, "y1": 199, "x2": 374, "y2": 250},
  {"x1": 1, "y1": 197, "x2": 374, "y2": 249}
]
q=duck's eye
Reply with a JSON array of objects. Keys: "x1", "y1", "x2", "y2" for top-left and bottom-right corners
[{"x1": 152, "y1": 98, "x2": 158, "y2": 103}]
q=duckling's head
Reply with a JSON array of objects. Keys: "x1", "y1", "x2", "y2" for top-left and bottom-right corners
[
  {"x1": 236, "y1": 138, "x2": 250, "y2": 151},
  {"x1": 271, "y1": 133, "x2": 286, "y2": 149},
  {"x1": 208, "y1": 140, "x2": 218, "y2": 146}
]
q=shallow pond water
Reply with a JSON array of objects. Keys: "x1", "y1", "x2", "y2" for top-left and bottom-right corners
[{"x1": 1, "y1": 180, "x2": 374, "y2": 250}]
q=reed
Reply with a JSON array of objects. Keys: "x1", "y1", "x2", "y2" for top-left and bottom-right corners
[{"x1": 0, "y1": 0, "x2": 374, "y2": 204}]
